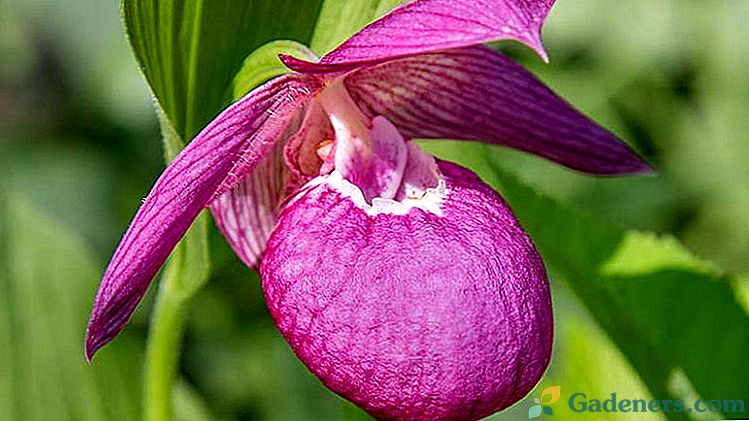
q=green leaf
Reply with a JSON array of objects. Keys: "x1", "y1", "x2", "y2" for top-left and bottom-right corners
[
  {"x1": 122, "y1": 0, "x2": 325, "y2": 139},
  {"x1": 162, "y1": 211, "x2": 212, "y2": 301},
  {"x1": 496, "y1": 167, "x2": 748, "y2": 419},
  {"x1": 422, "y1": 141, "x2": 749, "y2": 420},
  {"x1": 232, "y1": 40, "x2": 316, "y2": 100},
  {"x1": 230, "y1": 0, "x2": 408, "y2": 101},
  {"x1": 310, "y1": 0, "x2": 405, "y2": 54},
  {"x1": 0, "y1": 194, "x2": 143, "y2": 421},
  {"x1": 156, "y1": 103, "x2": 184, "y2": 163},
  {"x1": 548, "y1": 322, "x2": 664, "y2": 421},
  {"x1": 122, "y1": 1, "x2": 321, "y2": 417},
  {"x1": 173, "y1": 380, "x2": 215, "y2": 421}
]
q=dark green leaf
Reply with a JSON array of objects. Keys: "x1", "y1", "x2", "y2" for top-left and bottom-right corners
[{"x1": 122, "y1": 0, "x2": 325, "y2": 139}]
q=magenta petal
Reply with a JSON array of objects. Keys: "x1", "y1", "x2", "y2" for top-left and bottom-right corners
[
  {"x1": 85, "y1": 74, "x2": 318, "y2": 360},
  {"x1": 281, "y1": 0, "x2": 555, "y2": 74},
  {"x1": 345, "y1": 46, "x2": 651, "y2": 175},
  {"x1": 210, "y1": 141, "x2": 287, "y2": 268},
  {"x1": 336, "y1": 116, "x2": 408, "y2": 201},
  {"x1": 261, "y1": 160, "x2": 553, "y2": 420},
  {"x1": 213, "y1": 77, "x2": 322, "y2": 197}
]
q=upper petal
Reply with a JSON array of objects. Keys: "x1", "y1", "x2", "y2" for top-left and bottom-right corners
[
  {"x1": 281, "y1": 0, "x2": 555, "y2": 74},
  {"x1": 261, "y1": 160, "x2": 552, "y2": 420},
  {"x1": 344, "y1": 46, "x2": 651, "y2": 175},
  {"x1": 85, "y1": 74, "x2": 319, "y2": 360}
]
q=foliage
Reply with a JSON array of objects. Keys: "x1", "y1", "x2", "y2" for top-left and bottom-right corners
[
  {"x1": 1, "y1": 0, "x2": 747, "y2": 419},
  {"x1": 423, "y1": 140, "x2": 749, "y2": 419},
  {"x1": 0, "y1": 196, "x2": 143, "y2": 421}
]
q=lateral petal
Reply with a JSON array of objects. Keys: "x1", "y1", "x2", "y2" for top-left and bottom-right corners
[
  {"x1": 85, "y1": 74, "x2": 319, "y2": 360},
  {"x1": 344, "y1": 46, "x2": 651, "y2": 175}
]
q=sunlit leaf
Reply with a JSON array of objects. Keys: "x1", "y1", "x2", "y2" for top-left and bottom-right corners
[
  {"x1": 232, "y1": 40, "x2": 316, "y2": 100},
  {"x1": 310, "y1": 0, "x2": 405, "y2": 54},
  {"x1": 547, "y1": 322, "x2": 664, "y2": 421},
  {"x1": 494, "y1": 165, "x2": 749, "y2": 420}
]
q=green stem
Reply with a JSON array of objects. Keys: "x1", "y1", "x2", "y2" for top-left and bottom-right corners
[
  {"x1": 142, "y1": 211, "x2": 210, "y2": 421},
  {"x1": 143, "y1": 272, "x2": 189, "y2": 421},
  {"x1": 144, "y1": 99, "x2": 210, "y2": 421}
]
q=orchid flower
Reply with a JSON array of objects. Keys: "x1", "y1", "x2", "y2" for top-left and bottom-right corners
[{"x1": 86, "y1": 0, "x2": 650, "y2": 419}]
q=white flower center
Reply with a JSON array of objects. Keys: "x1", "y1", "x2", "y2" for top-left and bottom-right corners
[
  {"x1": 315, "y1": 79, "x2": 445, "y2": 211},
  {"x1": 315, "y1": 170, "x2": 448, "y2": 217}
]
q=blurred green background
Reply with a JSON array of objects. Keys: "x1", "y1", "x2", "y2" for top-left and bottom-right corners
[{"x1": 1, "y1": 0, "x2": 747, "y2": 420}]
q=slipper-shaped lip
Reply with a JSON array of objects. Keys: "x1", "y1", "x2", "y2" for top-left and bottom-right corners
[{"x1": 261, "y1": 160, "x2": 553, "y2": 421}]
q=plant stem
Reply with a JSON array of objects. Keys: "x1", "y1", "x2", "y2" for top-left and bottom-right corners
[
  {"x1": 143, "y1": 275, "x2": 189, "y2": 421},
  {"x1": 142, "y1": 211, "x2": 209, "y2": 421},
  {"x1": 143, "y1": 108, "x2": 211, "y2": 421}
]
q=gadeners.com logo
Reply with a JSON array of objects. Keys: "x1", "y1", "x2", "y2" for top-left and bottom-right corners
[
  {"x1": 527, "y1": 387, "x2": 745, "y2": 418},
  {"x1": 528, "y1": 386, "x2": 561, "y2": 418},
  {"x1": 568, "y1": 393, "x2": 745, "y2": 415}
]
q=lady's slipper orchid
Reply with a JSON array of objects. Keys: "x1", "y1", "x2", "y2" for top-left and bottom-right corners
[{"x1": 86, "y1": 0, "x2": 650, "y2": 419}]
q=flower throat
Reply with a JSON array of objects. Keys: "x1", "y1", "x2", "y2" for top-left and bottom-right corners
[{"x1": 316, "y1": 80, "x2": 442, "y2": 205}]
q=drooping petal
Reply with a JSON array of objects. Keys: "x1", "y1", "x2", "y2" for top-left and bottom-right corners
[
  {"x1": 281, "y1": 0, "x2": 555, "y2": 73},
  {"x1": 210, "y1": 141, "x2": 287, "y2": 268},
  {"x1": 85, "y1": 74, "x2": 319, "y2": 360},
  {"x1": 213, "y1": 78, "x2": 322, "y2": 197},
  {"x1": 344, "y1": 46, "x2": 651, "y2": 175},
  {"x1": 261, "y1": 160, "x2": 553, "y2": 421}
]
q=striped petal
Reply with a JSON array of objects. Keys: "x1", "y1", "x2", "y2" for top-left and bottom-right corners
[
  {"x1": 85, "y1": 74, "x2": 319, "y2": 360},
  {"x1": 281, "y1": 0, "x2": 555, "y2": 74},
  {"x1": 344, "y1": 46, "x2": 651, "y2": 175},
  {"x1": 210, "y1": 141, "x2": 288, "y2": 268}
]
